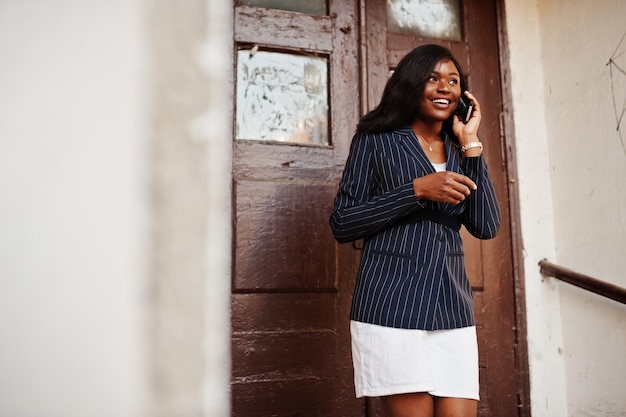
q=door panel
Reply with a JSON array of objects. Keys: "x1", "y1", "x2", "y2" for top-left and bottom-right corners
[
  {"x1": 231, "y1": 1, "x2": 362, "y2": 416},
  {"x1": 235, "y1": 6, "x2": 333, "y2": 52},
  {"x1": 363, "y1": 1, "x2": 523, "y2": 416},
  {"x1": 234, "y1": 180, "x2": 337, "y2": 291}
]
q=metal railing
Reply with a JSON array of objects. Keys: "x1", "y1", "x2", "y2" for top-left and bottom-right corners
[{"x1": 538, "y1": 259, "x2": 626, "y2": 305}]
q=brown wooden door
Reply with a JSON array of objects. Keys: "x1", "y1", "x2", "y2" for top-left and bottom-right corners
[
  {"x1": 230, "y1": 1, "x2": 363, "y2": 416},
  {"x1": 231, "y1": 1, "x2": 528, "y2": 416},
  {"x1": 363, "y1": 1, "x2": 526, "y2": 416}
]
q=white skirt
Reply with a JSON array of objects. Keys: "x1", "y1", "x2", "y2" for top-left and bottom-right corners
[{"x1": 350, "y1": 321, "x2": 479, "y2": 400}]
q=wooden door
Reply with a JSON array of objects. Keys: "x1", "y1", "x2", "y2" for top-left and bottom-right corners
[
  {"x1": 363, "y1": 1, "x2": 527, "y2": 416},
  {"x1": 231, "y1": 0, "x2": 529, "y2": 416},
  {"x1": 230, "y1": 1, "x2": 363, "y2": 416}
]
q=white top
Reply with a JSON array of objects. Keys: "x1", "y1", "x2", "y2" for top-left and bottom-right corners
[{"x1": 432, "y1": 162, "x2": 447, "y2": 172}]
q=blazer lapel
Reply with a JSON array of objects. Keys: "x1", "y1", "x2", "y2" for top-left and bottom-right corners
[
  {"x1": 396, "y1": 126, "x2": 436, "y2": 174},
  {"x1": 443, "y1": 133, "x2": 462, "y2": 174}
]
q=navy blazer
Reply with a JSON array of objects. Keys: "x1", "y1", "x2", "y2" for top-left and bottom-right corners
[{"x1": 330, "y1": 126, "x2": 501, "y2": 330}]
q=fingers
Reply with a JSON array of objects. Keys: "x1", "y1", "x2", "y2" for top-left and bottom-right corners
[
  {"x1": 452, "y1": 92, "x2": 480, "y2": 139},
  {"x1": 447, "y1": 171, "x2": 476, "y2": 190},
  {"x1": 450, "y1": 183, "x2": 471, "y2": 204},
  {"x1": 459, "y1": 174, "x2": 477, "y2": 191},
  {"x1": 440, "y1": 172, "x2": 477, "y2": 204},
  {"x1": 413, "y1": 172, "x2": 477, "y2": 204},
  {"x1": 453, "y1": 91, "x2": 481, "y2": 139}
]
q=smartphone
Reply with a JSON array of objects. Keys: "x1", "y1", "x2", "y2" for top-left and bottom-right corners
[{"x1": 455, "y1": 95, "x2": 474, "y2": 124}]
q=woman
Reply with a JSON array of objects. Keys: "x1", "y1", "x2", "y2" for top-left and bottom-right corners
[{"x1": 329, "y1": 44, "x2": 501, "y2": 417}]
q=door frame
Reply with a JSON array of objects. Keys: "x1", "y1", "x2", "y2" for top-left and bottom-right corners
[
  {"x1": 494, "y1": 0, "x2": 531, "y2": 413},
  {"x1": 227, "y1": 0, "x2": 531, "y2": 414}
]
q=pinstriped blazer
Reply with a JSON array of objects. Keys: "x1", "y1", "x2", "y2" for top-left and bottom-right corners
[{"x1": 330, "y1": 126, "x2": 501, "y2": 330}]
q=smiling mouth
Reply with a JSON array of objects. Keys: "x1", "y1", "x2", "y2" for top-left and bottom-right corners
[{"x1": 432, "y1": 99, "x2": 451, "y2": 105}]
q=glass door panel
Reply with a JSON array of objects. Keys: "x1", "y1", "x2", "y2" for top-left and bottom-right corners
[
  {"x1": 387, "y1": 0, "x2": 462, "y2": 40},
  {"x1": 236, "y1": 49, "x2": 329, "y2": 145},
  {"x1": 240, "y1": 0, "x2": 327, "y2": 15}
]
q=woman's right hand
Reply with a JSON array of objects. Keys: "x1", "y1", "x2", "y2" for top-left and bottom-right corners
[{"x1": 412, "y1": 172, "x2": 477, "y2": 204}]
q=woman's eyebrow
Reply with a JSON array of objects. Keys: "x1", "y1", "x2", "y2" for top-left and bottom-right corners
[{"x1": 431, "y1": 70, "x2": 460, "y2": 77}]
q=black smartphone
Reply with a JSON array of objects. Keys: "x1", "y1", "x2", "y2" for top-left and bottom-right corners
[{"x1": 455, "y1": 96, "x2": 474, "y2": 124}]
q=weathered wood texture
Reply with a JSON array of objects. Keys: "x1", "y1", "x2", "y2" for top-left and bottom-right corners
[
  {"x1": 232, "y1": 0, "x2": 529, "y2": 416},
  {"x1": 232, "y1": 1, "x2": 363, "y2": 416}
]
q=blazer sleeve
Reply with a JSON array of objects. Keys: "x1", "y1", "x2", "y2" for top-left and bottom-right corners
[
  {"x1": 460, "y1": 155, "x2": 501, "y2": 239},
  {"x1": 329, "y1": 132, "x2": 425, "y2": 243}
]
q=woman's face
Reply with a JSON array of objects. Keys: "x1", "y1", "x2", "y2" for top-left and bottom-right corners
[{"x1": 416, "y1": 59, "x2": 462, "y2": 123}]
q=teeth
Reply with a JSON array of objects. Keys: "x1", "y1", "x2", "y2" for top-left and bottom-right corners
[{"x1": 433, "y1": 99, "x2": 450, "y2": 104}]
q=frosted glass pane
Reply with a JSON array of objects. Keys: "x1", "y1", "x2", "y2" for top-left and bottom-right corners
[
  {"x1": 387, "y1": 0, "x2": 462, "y2": 41},
  {"x1": 241, "y1": 0, "x2": 326, "y2": 15},
  {"x1": 236, "y1": 49, "x2": 329, "y2": 145}
]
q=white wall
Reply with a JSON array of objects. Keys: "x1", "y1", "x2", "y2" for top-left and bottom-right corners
[
  {"x1": 0, "y1": 1, "x2": 148, "y2": 416},
  {"x1": 503, "y1": 1, "x2": 568, "y2": 415},
  {"x1": 505, "y1": 0, "x2": 626, "y2": 416},
  {"x1": 538, "y1": 0, "x2": 626, "y2": 416}
]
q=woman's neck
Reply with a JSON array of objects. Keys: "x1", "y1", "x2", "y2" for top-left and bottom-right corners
[{"x1": 410, "y1": 119, "x2": 443, "y2": 142}]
